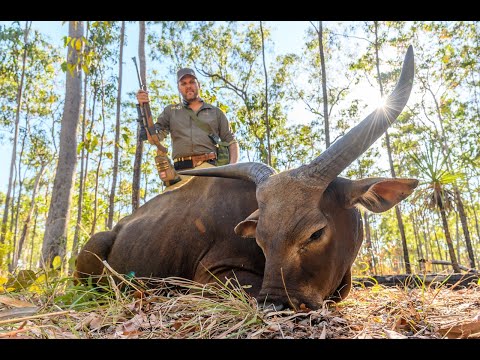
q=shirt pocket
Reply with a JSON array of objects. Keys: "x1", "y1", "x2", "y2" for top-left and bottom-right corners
[{"x1": 198, "y1": 109, "x2": 218, "y2": 133}]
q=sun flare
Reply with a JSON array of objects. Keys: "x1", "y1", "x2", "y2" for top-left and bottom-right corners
[{"x1": 377, "y1": 95, "x2": 388, "y2": 109}]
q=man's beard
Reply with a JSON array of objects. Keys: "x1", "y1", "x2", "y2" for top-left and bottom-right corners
[{"x1": 184, "y1": 92, "x2": 199, "y2": 103}]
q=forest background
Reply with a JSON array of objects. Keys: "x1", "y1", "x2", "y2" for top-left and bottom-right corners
[{"x1": 0, "y1": 20, "x2": 479, "y2": 281}]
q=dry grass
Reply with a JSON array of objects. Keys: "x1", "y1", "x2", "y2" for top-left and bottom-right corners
[{"x1": 1, "y1": 271, "x2": 479, "y2": 339}]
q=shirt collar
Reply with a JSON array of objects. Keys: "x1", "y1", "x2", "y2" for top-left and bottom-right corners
[{"x1": 182, "y1": 97, "x2": 213, "y2": 109}]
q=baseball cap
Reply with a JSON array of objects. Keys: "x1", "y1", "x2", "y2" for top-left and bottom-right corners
[{"x1": 177, "y1": 67, "x2": 197, "y2": 82}]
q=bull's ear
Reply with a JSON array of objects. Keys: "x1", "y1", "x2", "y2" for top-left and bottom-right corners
[
  {"x1": 234, "y1": 209, "x2": 259, "y2": 238},
  {"x1": 347, "y1": 178, "x2": 419, "y2": 213}
]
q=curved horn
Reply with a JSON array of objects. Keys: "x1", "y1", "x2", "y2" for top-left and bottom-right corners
[
  {"x1": 178, "y1": 162, "x2": 277, "y2": 186},
  {"x1": 292, "y1": 45, "x2": 415, "y2": 183}
]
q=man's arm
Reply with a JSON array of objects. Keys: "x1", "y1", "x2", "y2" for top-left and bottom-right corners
[
  {"x1": 217, "y1": 108, "x2": 239, "y2": 164},
  {"x1": 228, "y1": 141, "x2": 239, "y2": 164}
]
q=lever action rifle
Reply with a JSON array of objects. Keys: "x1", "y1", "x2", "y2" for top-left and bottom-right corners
[{"x1": 132, "y1": 57, "x2": 180, "y2": 186}]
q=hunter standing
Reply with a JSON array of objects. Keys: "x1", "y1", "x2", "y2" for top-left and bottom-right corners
[{"x1": 136, "y1": 67, "x2": 239, "y2": 190}]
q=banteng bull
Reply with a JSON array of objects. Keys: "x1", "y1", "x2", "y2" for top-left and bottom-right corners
[{"x1": 76, "y1": 46, "x2": 417, "y2": 310}]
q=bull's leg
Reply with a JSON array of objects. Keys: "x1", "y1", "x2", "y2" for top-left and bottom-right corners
[{"x1": 74, "y1": 231, "x2": 116, "y2": 284}]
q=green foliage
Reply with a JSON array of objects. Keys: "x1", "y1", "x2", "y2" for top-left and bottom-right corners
[{"x1": 1, "y1": 21, "x2": 480, "y2": 280}]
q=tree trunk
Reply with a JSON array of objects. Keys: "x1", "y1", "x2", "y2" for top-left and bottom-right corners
[
  {"x1": 0, "y1": 21, "x2": 32, "y2": 268},
  {"x1": 108, "y1": 21, "x2": 125, "y2": 229},
  {"x1": 9, "y1": 130, "x2": 27, "y2": 272},
  {"x1": 28, "y1": 206, "x2": 38, "y2": 269},
  {"x1": 467, "y1": 185, "x2": 480, "y2": 248},
  {"x1": 259, "y1": 21, "x2": 271, "y2": 166},
  {"x1": 438, "y1": 207, "x2": 461, "y2": 272},
  {"x1": 132, "y1": 21, "x2": 146, "y2": 211},
  {"x1": 90, "y1": 77, "x2": 107, "y2": 236},
  {"x1": 41, "y1": 21, "x2": 83, "y2": 267},
  {"x1": 412, "y1": 213, "x2": 423, "y2": 270},
  {"x1": 363, "y1": 212, "x2": 376, "y2": 274},
  {"x1": 453, "y1": 187, "x2": 476, "y2": 268},
  {"x1": 13, "y1": 163, "x2": 46, "y2": 269},
  {"x1": 72, "y1": 21, "x2": 90, "y2": 257},
  {"x1": 426, "y1": 78, "x2": 476, "y2": 269},
  {"x1": 317, "y1": 21, "x2": 330, "y2": 149},
  {"x1": 373, "y1": 21, "x2": 411, "y2": 273}
]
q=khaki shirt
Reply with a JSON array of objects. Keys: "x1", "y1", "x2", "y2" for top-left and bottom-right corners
[{"x1": 155, "y1": 101, "x2": 237, "y2": 160}]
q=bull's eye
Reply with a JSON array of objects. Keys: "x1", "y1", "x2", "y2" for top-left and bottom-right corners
[{"x1": 310, "y1": 228, "x2": 324, "y2": 241}]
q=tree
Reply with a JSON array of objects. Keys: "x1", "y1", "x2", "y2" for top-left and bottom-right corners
[
  {"x1": 107, "y1": 21, "x2": 125, "y2": 229},
  {"x1": 311, "y1": 21, "x2": 330, "y2": 149},
  {"x1": 132, "y1": 21, "x2": 145, "y2": 211},
  {"x1": 259, "y1": 21, "x2": 271, "y2": 166},
  {"x1": 41, "y1": 21, "x2": 84, "y2": 267},
  {"x1": 0, "y1": 21, "x2": 32, "y2": 267},
  {"x1": 410, "y1": 143, "x2": 461, "y2": 272}
]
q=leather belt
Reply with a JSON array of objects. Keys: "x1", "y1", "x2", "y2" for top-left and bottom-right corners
[{"x1": 174, "y1": 152, "x2": 217, "y2": 164}]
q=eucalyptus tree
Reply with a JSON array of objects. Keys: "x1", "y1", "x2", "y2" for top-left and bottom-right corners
[
  {"x1": 42, "y1": 21, "x2": 85, "y2": 267},
  {"x1": 70, "y1": 21, "x2": 122, "y2": 250},
  {"x1": 412, "y1": 21, "x2": 477, "y2": 269},
  {"x1": 348, "y1": 21, "x2": 415, "y2": 273},
  {"x1": 72, "y1": 21, "x2": 90, "y2": 256},
  {"x1": 107, "y1": 20, "x2": 125, "y2": 229},
  {"x1": 0, "y1": 21, "x2": 32, "y2": 265},
  {"x1": 12, "y1": 132, "x2": 51, "y2": 269},
  {"x1": 286, "y1": 22, "x2": 356, "y2": 155},
  {"x1": 132, "y1": 21, "x2": 146, "y2": 211},
  {"x1": 311, "y1": 21, "x2": 329, "y2": 149},
  {"x1": 410, "y1": 142, "x2": 461, "y2": 272},
  {"x1": 259, "y1": 21, "x2": 271, "y2": 166},
  {"x1": 88, "y1": 22, "x2": 122, "y2": 238},
  {"x1": 0, "y1": 21, "x2": 61, "y2": 268},
  {"x1": 346, "y1": 147, "x2": 382, "y2": 275}
]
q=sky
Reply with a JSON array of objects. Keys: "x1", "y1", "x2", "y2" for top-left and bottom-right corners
[{"x1": 0, "y1": 21, "x2": 312, "y2": 191}]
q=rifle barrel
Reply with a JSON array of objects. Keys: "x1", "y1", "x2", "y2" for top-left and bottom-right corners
[{"x1": 132, "y1": 57, "x2": 145, "y2": 90}]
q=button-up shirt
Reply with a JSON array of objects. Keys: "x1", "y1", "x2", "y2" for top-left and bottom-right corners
[{"x1": 155, "y1": 100, "x2": 237, "y2": 160}]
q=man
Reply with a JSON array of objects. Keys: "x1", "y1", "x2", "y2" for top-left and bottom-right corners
[{"x1": 136, "y1": 67, "x2": 239, "y2": 190}]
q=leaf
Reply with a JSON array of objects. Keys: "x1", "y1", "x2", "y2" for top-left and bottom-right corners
[
  {"x1": 438, "y1": 318, "x2": 480, "y2": 339},
  {"x1": 67, "y1": 63, "x2": 75, "y2": 77},
  {"x1": 384, "y1": 329, "x2": 408, "y2": 339},
  {"x1": 0, "y1": 295, "x2": 35, "y2": 308},
  {"x1": 52, "y1": 256, "x2": 62, "y2": 270},
  {"x1": 0, "y1": 307, "x2": 39, "y2": 321},
  {"x1": 75, "y1": 38, "x2": 82, "y2": 51},
  {"x1": 122, "y1": 133, "x2": 129, "y2": 146},
  {"x1": 77, "y1": 141, "x2": 84, "y2": 155}
]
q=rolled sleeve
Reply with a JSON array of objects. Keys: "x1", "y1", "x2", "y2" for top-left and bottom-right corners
[
  {"x1": 156, "y1": 106, "x2": 171, "y2": 142},
  {"x1": 217, "y1": 108, "x2": 236, "y2": 144}
]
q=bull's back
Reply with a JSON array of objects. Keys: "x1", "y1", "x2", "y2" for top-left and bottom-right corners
[{"x1": 105, "y1": 176, "x2": 258, "y2": 280}]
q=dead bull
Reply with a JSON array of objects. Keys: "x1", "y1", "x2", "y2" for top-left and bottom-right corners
[{"x1": 76, "y1": 46, "x2": 417, "y2": 310}]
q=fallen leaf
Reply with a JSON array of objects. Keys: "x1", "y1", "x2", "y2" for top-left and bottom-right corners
[
  {"x1": 319, "y1": 323, "x2": 327, "y2": 339},
  {"x1": 0, "y1": 307, "x2": 39, "y2": 321},
  {"x1": 331, "y1": 316, "x2": 347, "y2": 324},
  {"x1": 74, "y1": 313, "x2": 103, "y2": 331},
  {"x1": 438, "y1": 319, "x2": 480, "y2": 339},
  {"x1": 385, "y1": 329, "x2": 408, "y2": 339},
  {"x1": 0, "y1": 295, "x2": 35, "y2": 308},
  {"x1": 122, "y1": 313, "x2": 146, "y2": 334}
]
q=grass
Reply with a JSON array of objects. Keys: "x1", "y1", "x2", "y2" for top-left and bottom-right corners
[{"x1": 1, "y1": 266, "x2": 479, "y2": 339}]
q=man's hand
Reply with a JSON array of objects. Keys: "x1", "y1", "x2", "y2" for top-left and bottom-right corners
[{"x1": 136, "y1": 90, "x2": 150, "y2": 105}]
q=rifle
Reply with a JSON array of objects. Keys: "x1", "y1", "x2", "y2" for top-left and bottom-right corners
[{"x1": 132, "y1": 57, "x2": 180, "y2": 186}]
